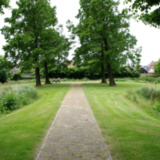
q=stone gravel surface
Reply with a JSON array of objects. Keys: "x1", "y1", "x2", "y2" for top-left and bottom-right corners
[{"x1": 36, "y1": 84, "x2": 112, "y2": 160}]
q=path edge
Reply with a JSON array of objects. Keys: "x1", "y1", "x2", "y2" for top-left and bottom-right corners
[
  {"x1": 35, "y1": 86, "x2": 71, "y2": 160},
  {"x1": 82, "y1": 84, "x2": 113, "y2": 160}
]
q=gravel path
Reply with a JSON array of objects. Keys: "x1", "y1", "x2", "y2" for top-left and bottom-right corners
[{"x1": 36, "y1": 84, "x2": 112, "y2": 160}]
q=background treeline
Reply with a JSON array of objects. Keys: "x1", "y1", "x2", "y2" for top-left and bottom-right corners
[
  {"x1": 4, "y1": 66, "x2": 140, "y2": 82},
  {"x1": 48, "y1": 67, "x2": 140, "y2": 80}
]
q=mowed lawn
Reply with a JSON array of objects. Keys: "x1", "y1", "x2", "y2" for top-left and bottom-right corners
[
  {"x1": 0, "y1": 84, "x2": 70, "y2": 160},
  {"x1": 83, "y1": 82, "x2": 160, "y2": 160}
]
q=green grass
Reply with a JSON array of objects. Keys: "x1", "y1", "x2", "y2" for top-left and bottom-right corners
[
  {"x1": 0, "y1": 84, "x2": 70, "y2": 160},
  {"x1": 0, "y1": 85, "x2": 38, "y2": 113},
  {"x1": 83, "y1": 82, "x2": 160, "y2": 160}
]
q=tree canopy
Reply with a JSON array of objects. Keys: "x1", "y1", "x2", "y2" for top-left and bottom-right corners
[
  {"x1": 0, "y1": 55, "x2": 12, "y2": 70},
  {"x1": 125, "y1": 0, "x2": 160, "y2": 27},
  {"x1": 2, "y1": 0, "x2": 69, "y2": 86},
  {"x1": 70, "y1": 0, "x2": 140, "y2": 86},
  {"x1": 0, "y1": 0, "x2": 9, "y2": 14},
  {"x1": 40, "y1": 27, "x2": 71, "y2": 84}
]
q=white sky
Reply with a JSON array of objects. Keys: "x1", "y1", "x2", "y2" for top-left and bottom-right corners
[{"x1": 0, "y1": 0, "x2": 160, "y2": 66}]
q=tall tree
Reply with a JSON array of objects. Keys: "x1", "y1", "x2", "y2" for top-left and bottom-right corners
[
  {"x1": 40, "y1": 27, "x2": 71, "y2": 84},
  {"x1": 70, "y1": 0, "x2": 138, "y2": 86},
  {"x1": 0, "y1": 0, "x2": 9, "y2": 14},
  {"x1": 125, "y1": 0, "x2": 160, "y2": 27},
  {"x1": 2, "y1": 0, "x2": 57, "y2": 86}
]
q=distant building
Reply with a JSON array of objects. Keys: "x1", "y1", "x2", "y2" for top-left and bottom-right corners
[
  {"x1": 140, "y1": 66, "x2": 148, "y2": 74},
  {"x1": 10, "y1": 67, "x2": 21, "y2": 74},
  {"x1": 141, "y1": 61, "x2": 157, "y2": 74}
]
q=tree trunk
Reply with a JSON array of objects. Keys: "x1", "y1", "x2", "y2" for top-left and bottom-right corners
[
  {"x1": 101, "y1": 43, "x2": 106, "y2": 83},
  {"x1": 103, "y1": 37, "x2": 115, "y2": 86},
  {"x1": 44, "y1": 62, "x2": 51, "y2": 84},
  {"x1": 107, "y1": 63, "x2": 116, "y2": 86},
  {"x1": 35, "y1": 67, "x2": 41, "y2": 87},
  {"x1": 101, "y1": 63, "x2": 106, "y2": 83}
]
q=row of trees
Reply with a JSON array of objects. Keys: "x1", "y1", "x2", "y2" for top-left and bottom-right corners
[
  {"x1": 1, "y1": 0, "x2": 71, "y2": 86},
  {"x1": 68, "y1": 0, "x2": 159, "y2": 86},
  {"x1": 68, "y1": 0, "x2": 141, "y2": 86},
  {"x1": 1, "y1": 0, "x2": 159, "y2": 86}
]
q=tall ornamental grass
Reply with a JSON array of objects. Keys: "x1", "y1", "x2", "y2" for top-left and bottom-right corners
[
  {"x1": 127, "y1": 87, "x2": 160, "y2": 113},
  {"x1": 136, "y1": 87, "x2": 160, "y2": 112},
  {"x1": 0, "y1": 85, "x2": 37, "y2": 113},
  {"x1": 126, "y1": 87, "x2": 160, "y2": 113},
  {"x1": 138, "y1": 76, "x2": 160, "y2": 83},
  {"x1": 137, "y1": 87, "x2": 160, "y2": 101}
]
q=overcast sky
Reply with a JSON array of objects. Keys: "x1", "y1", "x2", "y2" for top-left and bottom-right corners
[{"x1": 0, "y1": 0, "x2": 160, "y2": 66}]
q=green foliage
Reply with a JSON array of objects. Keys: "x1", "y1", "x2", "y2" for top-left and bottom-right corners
[
  {"x1": 84, "y1": 82, "x2": 160, "y2": 160},
  {"x1": 126, "y1": 90, "x2": 138, "y2": 103},
  {"x1": 48, "y1": 66, "x2": 140, "y2": 80},
  {"x1": 153, "y1": 102, "x2": 160, "y2": 112},
  {"x1": 127, "y1": 86, "x2": 160, "y2": 114},
  {"x1": 0, "y1": 85, "x2": 38, "y2": 113},
  {"x1": 49, "y1": 67, "x2": 100, "y2": 80},
  {"x1": 125, "y1": 0, "x2": 160, "y2": 28},
  {"x1": 138, "y1": 76, "x2": 160, "y2": 83},
  {"x1": 0, "y1": 69, "x2": 8, "y2": 83},
  {"x1": 11, "y1": 72, "x2": 22, "y2": 81},
  {"x1": 0, "y1": 84, "x2": 69, "y2": 160},
  {"x1": 115, "y1": 67, "x2": 140, "y2": 78},
  {"x1": 137, "y1": 87, "x2": 160, "y2": 101},
  {"x1": 40, "y1": 27, "x2": 71, "y2": 84},
  {"x1": 0, "y1": 56, "x2": 13, "y2": 83},
  {"x1": 40, "y1": 28, "x2": 70, "y2": 64},
  {"x1": 2, "y1": 0, "x2": 58, "y2": 86},
  {"x1": 2, "y1": 93, "x2": 18, "y2": 111},
  {"x1": 70, "y1": 0, "x2": 140, "y2": 86},
  {"x1": 0, "y1": 56, "x2": 12, "y2": 69},
  {"x1": 154, "y1": 60, "x2": 160, "y2": 75},
  {"x1": 0, "y1": 0, "x2": 9, "y2": 14}
]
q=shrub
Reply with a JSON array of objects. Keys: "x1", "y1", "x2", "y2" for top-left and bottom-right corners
[
  {"x1": 48, "y1": 66, "x2": 139, "y2": 80},
  {"x1": 154, "y1": 60, "x2": 160, "y2": 75},
  {"x1": 127, "y1": 86, "x2": 160, "y2": 114},
  {"x1": 48, "y1": 67, "x2": 101, "y2": 80},
  {"x1": 153, "y1": 102, "x2": 160, "y2": 112},
  {"x1": 0, "y1": 85, "x2": 38, "y2": 113},
  {"x1": 114, "y1": 67, "x2": 140, "y2": 78},
  {"x1": 127, "y1": 88, "x2": 160, "y2": 114},
  {"x1": 16, "y1": 85, "x2": 37, "y2": 105},
  {"x1": 3, "y1": 94, "x2": 18, "y2": 110},
  {"x1": 11, "y1": 72, "x2": 22, "y2": 81},
  {"x1": 0, "y1": 69, "x2": 8, "y2": 83},
  {"x1": 137, "y1": 87, "x2": 160, "y2": 101}
]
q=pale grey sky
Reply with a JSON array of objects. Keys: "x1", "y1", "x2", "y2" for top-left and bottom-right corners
[{"x1": 0, "y1": 0, "x2": 160, "y2": 66}]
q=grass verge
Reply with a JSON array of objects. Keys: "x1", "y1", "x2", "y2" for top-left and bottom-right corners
[
  {"x1": 0, "y1": 85, "x2": 38, "y2": 113},
  {"x1": 83, "y1": 82, "x2": 160, "y2": 160},
  {"x1": 0, "y1": 84, "x2": 70, "y2": 160}
]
